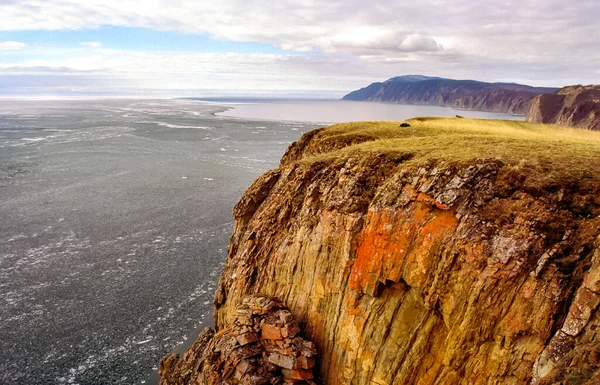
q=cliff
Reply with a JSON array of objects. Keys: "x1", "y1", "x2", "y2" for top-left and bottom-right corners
[
  {"x1": 527, "y1": 85, "x2": 600, "y2": 130},
  {"x1": 161, "y1": 118, "x2": 600, "y2": 385},
  {"x1": 342, "y1": 75, "x2": 558, "y2": 115}
]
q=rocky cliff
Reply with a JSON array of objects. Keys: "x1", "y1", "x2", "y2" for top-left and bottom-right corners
[
  {"x1": 342, "y1": 76, "x2": 558, "y2": 115},
  {"x1": 161, "y1": 118, "x2": 600, "y2": 385},
  {"x1": 527, "y1": 85, "x2": 600, "y2": 130}
]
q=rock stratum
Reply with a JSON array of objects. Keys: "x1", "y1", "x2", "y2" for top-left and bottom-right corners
[
  {"x1": 527, "y1": 85, "x2": 600, "y2": 130},
  {"x1": 342, "y1": 75, "x2": 558, "y2": 115},
  {"x1": 160, "y1": 118, "x2": 600, "y2": 385},
  {"x1": 159, "y1": 295, "x2": 318, "y2": 385}
]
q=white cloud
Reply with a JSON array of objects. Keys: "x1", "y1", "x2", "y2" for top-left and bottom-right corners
[
  {"x1": 0, "y1": 0, "x2": 598, "y2": 95},
  {"x1": 0, "y1": 41, "x2": 27, "y2": 50},
  {"x1": 0, "y1": 0, "x2": 597, "y2": 62},
  {"x1": 80, "y1": 42, "x2": 102, "y2": 48},
  {"x1": 1, "y1": 44, "x2": 593, "y2": 97}
]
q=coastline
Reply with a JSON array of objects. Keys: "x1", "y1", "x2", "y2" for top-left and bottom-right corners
[{"x1": 144, "y1": 317, "x2": 215, "y2": 385}]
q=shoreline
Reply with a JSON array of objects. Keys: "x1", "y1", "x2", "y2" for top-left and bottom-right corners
[
  {"x1": 144, "y1": 314, "x2": 215, "y2": 385},
  {"x1": 209, "y1": 99, "x2": 525, "y2": 124}
]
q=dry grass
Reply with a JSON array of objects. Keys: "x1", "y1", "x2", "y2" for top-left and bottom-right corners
[{"x1": 307, "y1": 117, "x2": 600, "y2": 179}]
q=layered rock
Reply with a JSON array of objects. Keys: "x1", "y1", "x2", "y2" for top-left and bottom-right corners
[
  {"x1": 342, "y1": 75, "x2": 558, "y2": 115},
  {"x1": 210, "y1": 128, "x2": 600, "y2": 384},
  {"x1": 527, "y1": 85, "x2": 600, "y2": 130},
  {"x1": 159, "y1": 295, "x2": 318, "y2": 385}
]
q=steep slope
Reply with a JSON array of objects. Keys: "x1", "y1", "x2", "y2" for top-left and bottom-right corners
[
  {"x1": 343, "y1": 76, "x2": 558, "y2": 115},
  {"x1": 161, "y1": 118, "x2": 600, "y2": 385},
  {"x1": 527, "y1": 85, "x2": 600, "y2": 130}
]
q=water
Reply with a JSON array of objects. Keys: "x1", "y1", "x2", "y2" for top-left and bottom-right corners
[
  {"x1": 0, "y1": 99, "x2": 317, "y2": 385},
  {"x1": 215, "y1": 99, "x2": 524, "y2": 123},
  {"x1": 0, "y1": 99, "x2": 520, "y2": 385}
]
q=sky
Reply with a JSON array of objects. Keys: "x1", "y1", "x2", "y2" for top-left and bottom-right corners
[{"x1": 0, "y1": 0, "x2": 598, "y2": 98}]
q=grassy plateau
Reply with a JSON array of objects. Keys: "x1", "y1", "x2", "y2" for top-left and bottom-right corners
[{"x1": 309, "y1": 117, "x2": 600, "y2": 179}]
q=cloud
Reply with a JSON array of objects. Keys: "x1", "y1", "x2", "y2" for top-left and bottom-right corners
[
  {"x1": 0, "y1": 41, "x2": 26, "y2": 50},
  {"x1": 1, "y1": 44, "x2": 594, "y2": 98},
  {"x1": 0, "y1": 0, "x2": 598, "y2": 95},
  {"x1": 80, "y1": 41, "x2": 102, "y2": 48},
  {"x1": 0, "y1": 0, "x2": 597, "y2": 60},
  {"x1": 322, "y1": 31, "x2": 443, "y2": 55}
]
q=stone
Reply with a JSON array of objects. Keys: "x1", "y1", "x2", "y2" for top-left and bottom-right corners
[
  {"x1": 242, "y1": 374, "x2": 271, "y2": 385},
  {"x1": 561, "y1": 287, "x2": 600, "y2": 337},
  {"x1": 236, "y1": 359, "x2": 255, "y2": 377},
  {"x1": 266, "y1": 352, "x2": 296, "y2": 369},
  {"x1": 261, "y1": 323, "x2": 283, "y2": 340},
  {"x1": 281, "y1": 321, "x2": 301, "y2": 338},
  {"x1": 296, "y1": 356, "x2": 315, "y2": 370},
  {"x1": 237, "y1": 331, "x2": 260, "y2": 346},
  {"x1": 281, "y1": 368, "x2": 314, "y2": 381},
  {"x1": 159, "y1": 295, "x2": 317, "y2": 385},
  {"x1": 277, "y1": 310, "x2": 294, "y2": 324}
]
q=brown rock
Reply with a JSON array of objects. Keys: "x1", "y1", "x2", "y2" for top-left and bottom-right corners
[
  {"x1": 266, "y1": 352, "x2": 296, "y2": 369},
  {"x1": 237, "y1": 331, "x2": 260, "y2": 346},
  {"x1": 277, "y1": 310, "x2": 294, "y2": 324},
  {"x1": 261, "y1": 323, "x2": 283, "y2": 340},
  {"x1": 281, "y1": 321, "x2": 301, "y2": 338},
  {"x1": 281, "y1": 368, "x2": 314, "y2": 381},
  {"x1": 236, "y1": 359, "x2": 255, "y2": 377},
  {"x1": 527, "y1": 85, "x2": 600, "y2": 130},
  {"x1": 242, "y1": 374, "x2": 271, "y2": 385},
  {"x1": 164, "y1": 124, "x2": 600, "y2": 385},
  {"x1": 296, "y1": 356, "x2": 315, "y2": 370},
  {"x1": 211, "y1": 136, "x2": 600, "y2": 385},
  {"x1": 158, "y1": 296, "x2": 316, "y2": 385}
]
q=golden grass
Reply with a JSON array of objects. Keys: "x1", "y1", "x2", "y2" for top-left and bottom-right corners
[{"x1": 307, "y1": 117, "x2": 600, "y2": 179}]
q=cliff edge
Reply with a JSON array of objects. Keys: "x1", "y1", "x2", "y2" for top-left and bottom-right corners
[
  {"x1": 527, "y1": 85, "x2": 600, "y2": 130},
  {"x1": 162, "y1": 118, "x2": 600, "y2": 385}
]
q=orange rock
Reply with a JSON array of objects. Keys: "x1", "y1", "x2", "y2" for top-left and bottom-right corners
[
  {"x1": 281, "y1": 368, "x2": 314, "y2": 381},
  {"x1": 296, "y1": 356, "x2": 315, "y2": 370},
  {"x1": 261, "y1": 323, "x2": 283, "y2": 340}
]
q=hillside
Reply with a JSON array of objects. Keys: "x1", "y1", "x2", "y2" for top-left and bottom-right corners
[
  {"x1": 527, "y1": 85, "x2": 600, "y2": 130},
  {"x1": 343, "y1": 75, "x2": 558, "y2": 115},
  {"x1": 160, "y1": 118, "x2": 600, "y2": 385}
]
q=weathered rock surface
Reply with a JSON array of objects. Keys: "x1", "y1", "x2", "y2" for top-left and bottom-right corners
[
  {"x1": 160, "y1": 122, "x2": 600, "y2": 384},
  {"x1": 209, "y1": 128, "x2": 600, "y2": 384},
  {"x1": 342, "y1": 75, "x2": 558, "y2": 115},
  {"x1": 159, "y1": 295, "x2": 318, "y2": 385},
  {"x1": 527, "y1": 85, "x2": 600, "y2": 130}
]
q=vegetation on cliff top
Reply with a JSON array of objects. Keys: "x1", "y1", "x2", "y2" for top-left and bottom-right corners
[{"x1": 307, "y1": 117, "x2": 600, "y2": 179}]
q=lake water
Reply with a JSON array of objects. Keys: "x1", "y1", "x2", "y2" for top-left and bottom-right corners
[
  {"x1": 216, "y1": 99, "x2": 524, "y2": 123},
  {"x1": 0, "y1": 99, "x2": 521, "y2": 385}
]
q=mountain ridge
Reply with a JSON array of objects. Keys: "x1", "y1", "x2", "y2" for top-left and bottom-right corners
[
  {"x1": 527, "y1": 84, "x2": 600, "y2": 130},
  {"x1": 343, "y1": 75, "x2": 559, "y2": 115}
]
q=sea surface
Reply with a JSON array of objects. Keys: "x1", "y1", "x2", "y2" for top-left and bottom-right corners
[
  {"x1": 215, "y1": 99, "x2": 524, "y2": 123},
  {"x1": 0, "y1": 99, "x2": 521, "y2": 385}
]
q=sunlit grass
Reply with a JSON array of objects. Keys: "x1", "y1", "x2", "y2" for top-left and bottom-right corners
[{"x1": 305, "y1": 117, "x2": 600, "y2": 179}]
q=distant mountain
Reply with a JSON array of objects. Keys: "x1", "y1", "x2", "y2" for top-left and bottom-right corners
[
  {"x1": 342, "y1": 75, "x2": 559, "y2": 115},
  {"x1": 527, "y1": 85, "x2": 600, "y2": 130}
]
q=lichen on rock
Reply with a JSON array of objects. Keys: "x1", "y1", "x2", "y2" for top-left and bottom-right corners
[{"x1": 161, "y1": 121, "x2": 600, "y2": 385}]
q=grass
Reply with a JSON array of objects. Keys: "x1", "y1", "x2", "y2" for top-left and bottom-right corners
[{"x1": 304, "y1": 117, "x2": 600, "y2": 179}]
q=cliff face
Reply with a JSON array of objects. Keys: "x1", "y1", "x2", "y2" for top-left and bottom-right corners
[
  {"x1": 160, "y1": 119, "x2": 600, "y2": 385},
  {"x1": 342, "y1": 76, "x2": 558, "y2": 115},
  {"x1": 212, "y1": 131, "x2": 600, "y2": 384},
  {"x1": 527, "y1": 85, "x2": 600, "y2": 130}
]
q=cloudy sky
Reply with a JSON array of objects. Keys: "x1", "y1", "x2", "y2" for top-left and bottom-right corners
[{"x1": 0, "y1": 0, "x2": 598, "y2": 97}]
